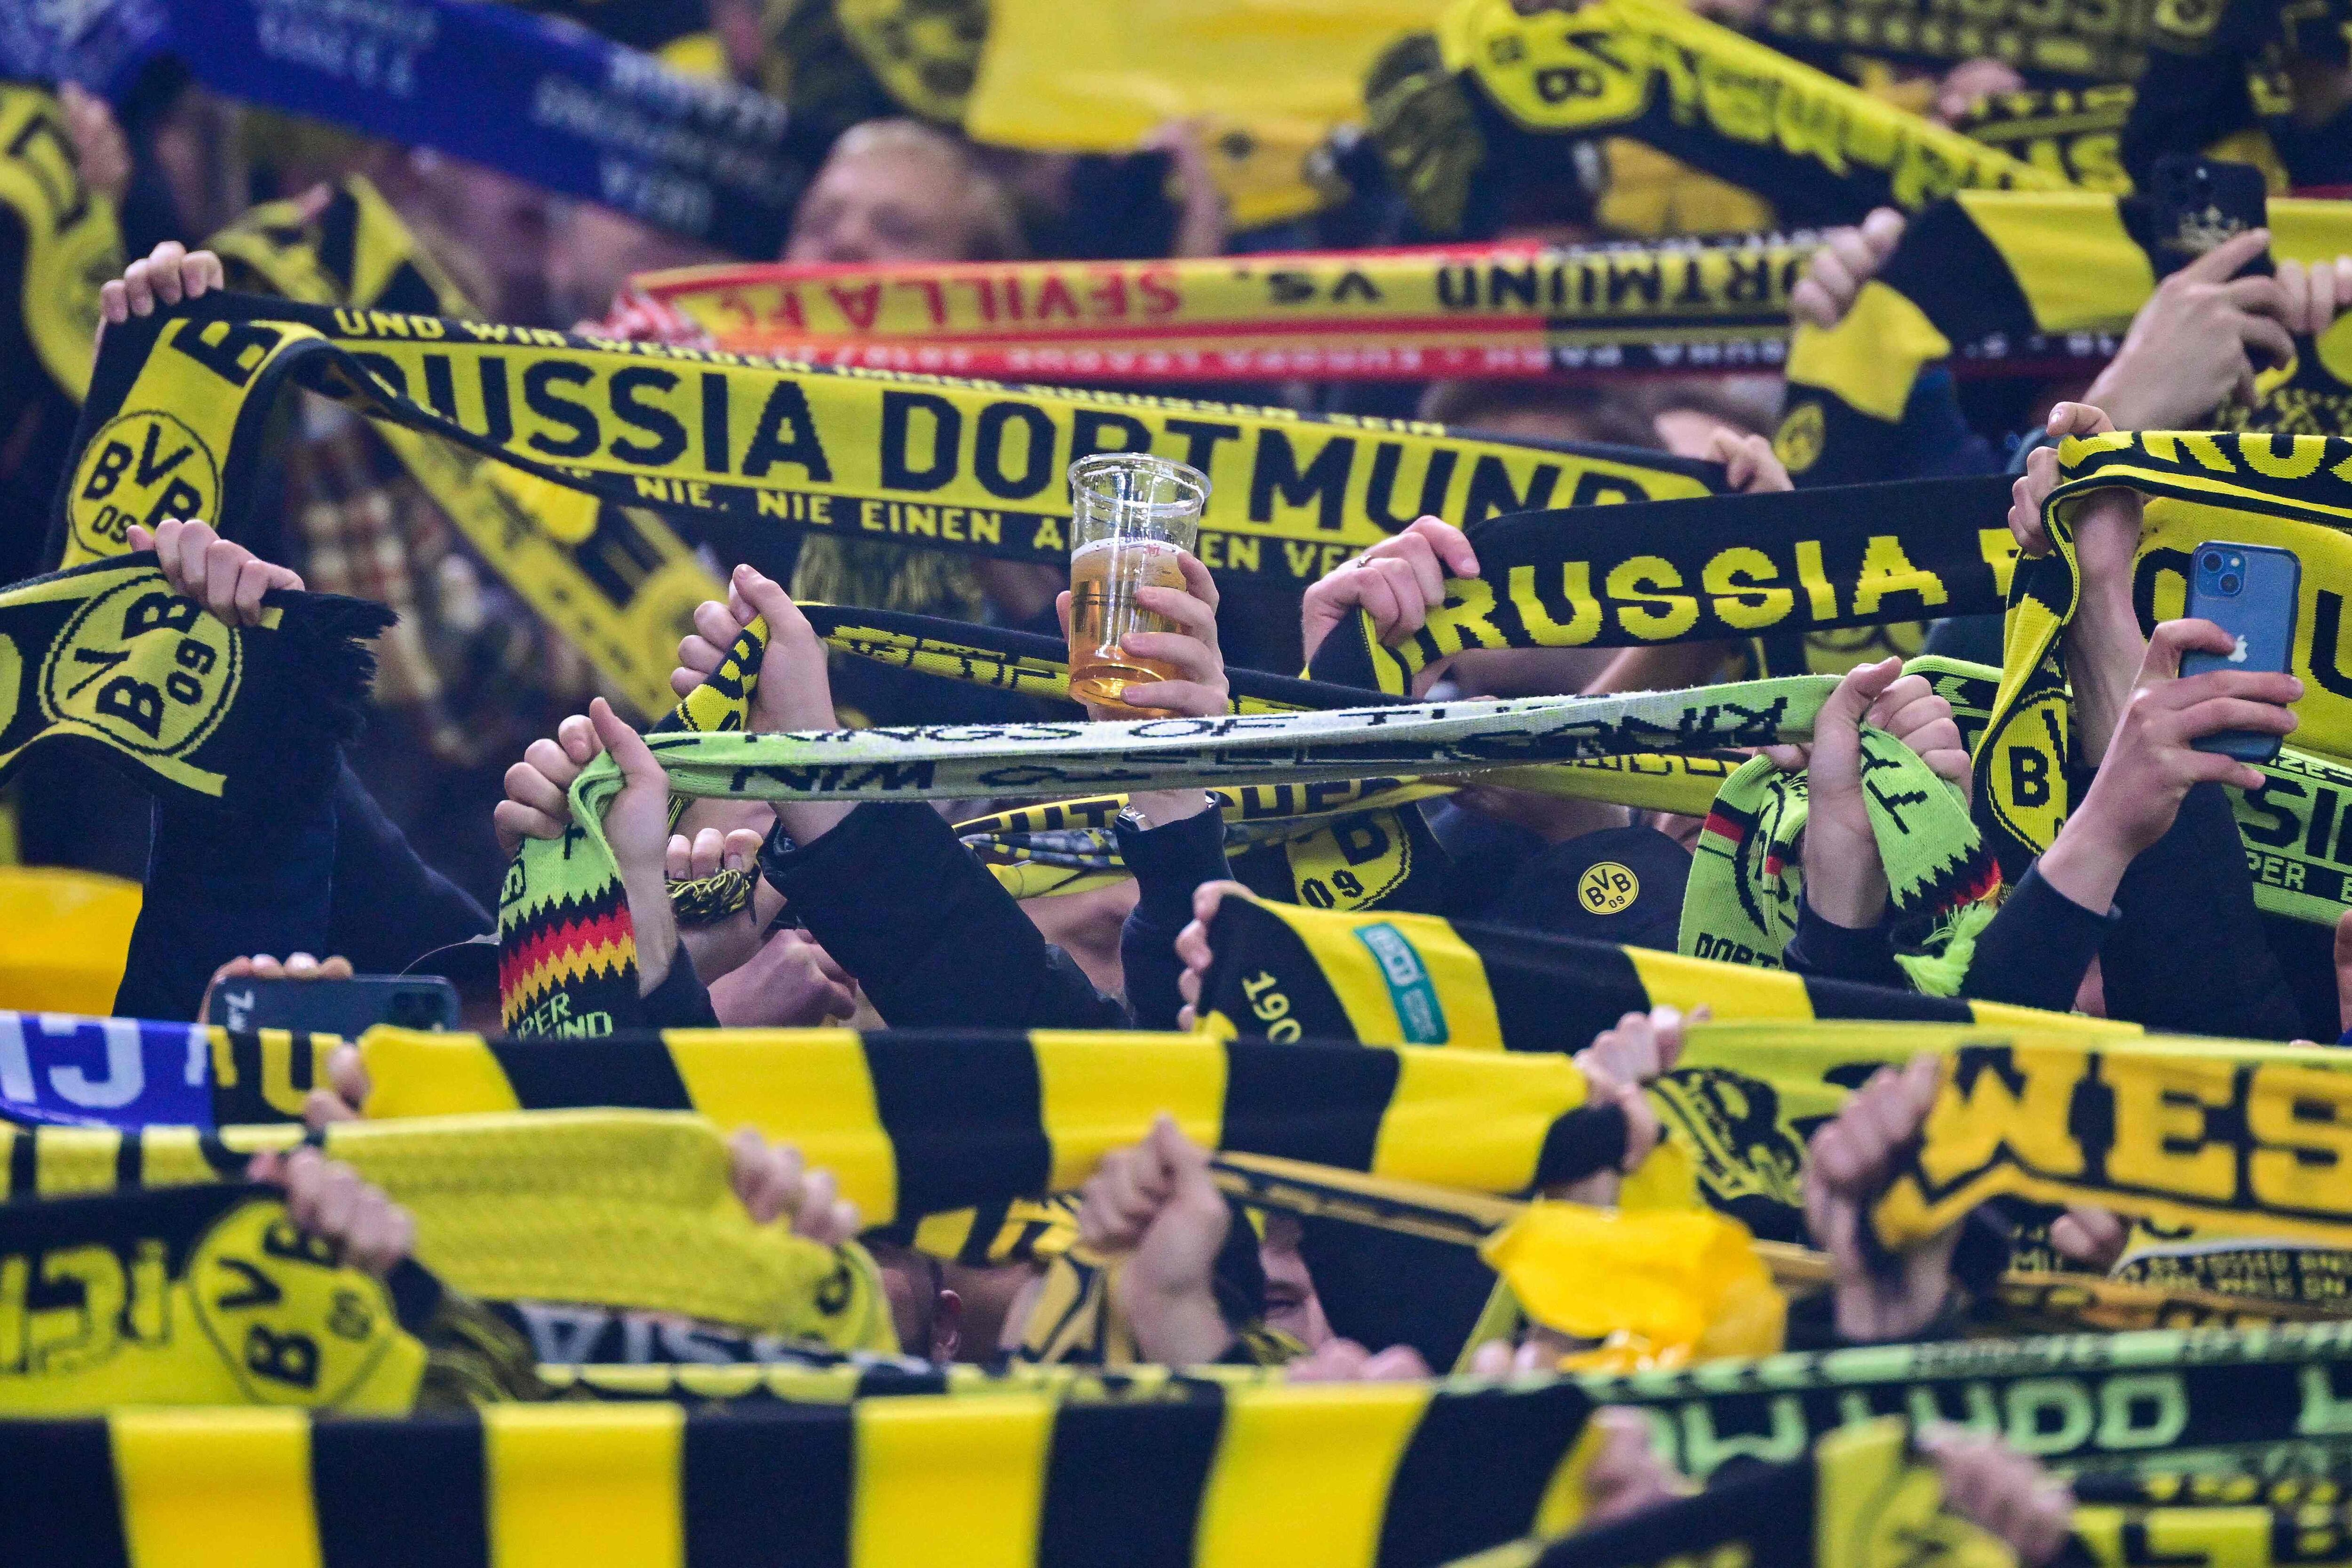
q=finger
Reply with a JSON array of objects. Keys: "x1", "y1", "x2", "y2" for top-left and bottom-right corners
[
  {"x1": 676, "y1": 636, "x2": 727, "y2": 679},
  {"x1": 556, "y1": 713, "x2": 600, "y2": 766},
  {"x1": 99, "y1": 277, "x2": 129, "y2": 324},
  {"x1": 506, "y1": 755, "x2": 570, "y2": 815},
  {"x1": 186, "y1": 250, "x2": 225, "y2": 299},
  {"x1": 588, "y1": 697, "x2": 664, "y2": 787},
  {"x1": 1173, "y1": 549, "x2": 1221, "y2": 614},
  {"x1": 1789, "y1": 276, "x2": 1842, "y2": 330},
  {"x1": 495, "y1": 799, "x2": 566, "y2": 849},
  {"x1": 1391, "y1": 532, "x2": 1448, "y2": 609},
  {"x1": 1827, "y1": 226, "x2": 1879, "y2": 286},
  {"x1": 147, "y1": 240, "x2": 190, "y2": 304},
  {"x1": 201, "y1": 539, "x2": 248, "y2": 622},
  {"x1": 2177, "y1": 228, "x2": 2270, "y2": 286},
  {"x1": 1808, "y1": 248, "x2": 1859, "y2": 309},
  {"x1": 2144, "y1": 617, "x2": 2238, "y2": 677},
  {"x1": 691, "y1": 826, "x2": 727, "y2": 881},
  {"x1": 693, "y1": 598, "x2": 747, "y2": 649},
  {"x1": 232, "y1": 558, "x2": 277, "y2": 625},
  {"x1": 1409, "y1": 516, "x2": 1479, "y2": 579},
  {"x1": 122, "y1": 258, "x2": 156, "y2": 315},
  {"x1": 723, "y1": 827, "x2": 764, "y2": 871},
  {"x1": 2171, "y1": 695, "x2": 2300, "y2": 741},
  {"x1": 664, "y1": 834, "x2": 692, "y2": 881},
  {"x1": 2237, "y1": 311, "x2": 2298, "y2": 374},
  {"x1": 329, "y1": 1044, "x2": 371, "y2": 1110},
  {"x1": 1858, "y1": 206, "x2": 1907, "y2": 259},
  {"x1": 733, "y1": 565, "x2": 811, "y2": 643},
  {"x1": 2222, "y1": 272, "x2": 2289, "y2": 323},
  {"x1": 2045, "y1": 401, "x2": 2115, "y2": 438},
  {"x1": 2277, "y1": 260, "x2": 2312, "y2": 334},
  {"x1": 1130, "y1": 583, "x2": 1219, "y2": 645}
]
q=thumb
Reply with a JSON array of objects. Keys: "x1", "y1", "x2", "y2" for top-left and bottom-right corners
[
  {"x1": 588, "y1": 697, "x2": 664, "y2": 791},
  {"x1": 1817, "y1": 657, "x2": 1902, "y2": 732}
]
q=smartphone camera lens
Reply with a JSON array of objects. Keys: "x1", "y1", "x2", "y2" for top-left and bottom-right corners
[
  {"x1": 2220, "y1": 572, "x2": 2241, "y2": 594},
  {"x1": 2202, "y1": 551, "x2": 2225, "y2": 573}
]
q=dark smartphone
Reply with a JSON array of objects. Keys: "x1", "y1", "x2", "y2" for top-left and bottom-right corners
[
  {"x1": 2181, "y1": 540, "x2": 2301, "y2": 763},
  {"x1": 205, "y1": 975, "x2": 461, "y2": 1036},
  {"x1": 2148, "y1": 156, "x2": 2270, "y2": 278}
]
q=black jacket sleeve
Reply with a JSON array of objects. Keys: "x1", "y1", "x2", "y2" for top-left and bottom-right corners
[
  {"x1": 1961, "y1": 864, "x2": 2119, "y2": 1014},
  {"x1": 639, "y1": 943, "x2": 720, "y2": 1029},
  {"x1": 326, "y1": 761, "x2": 491, "y2": 970},
  {"x1": 113, "y1": 781, "x2": 338, "y2": 1023},
  {"x1": 1780, "y1": 895, "x2": 1910, "y2": 991},
  {"x1": 2099, "y1": 783, "x2": 2304, "y2": 1040},
  {"x1": 762, "y1": 804, "x2": 1127, "y2": 1030},
  {"x1": 1114, "y1": 804, "x2": 1231, "y2": 1031}
]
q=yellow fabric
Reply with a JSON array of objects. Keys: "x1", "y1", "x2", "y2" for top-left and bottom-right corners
[
  {"x1": 0, "y1": 84, "x2": 121, "y2": 404},
  {"x1": 963, "y1": 0, "x2": 1437, "y2": 228},
  {"x1": 1878, "y1": 1038, "x2": 2352, "y2": 1251},
  {"x1": 852, "y1": 1393, "x2": 1056, "y2": 1568},
  {"x1": 1482, "y1": 1202, "x2": 1786, "y2": 1369},
  {"x1": 486, "y1": 1404, "x2": 684, "y2": 1568},
  {"x1": 0, "y1": 868, "x2": 139, "y2": 1015},
  {"x1": 0, "y1": 1191, "x2": 426, "y2": 1416},
  {"x1": 1954, "y1": 188, "x2": 2154, "y2": 329},
  {"x1": 111, "y1": 1409, "x2": 322, "y2": 1568},
  {"x1": 354, "y1": 1027, "x2": 1604, "y2": 1223},
  {"x1": 1782, "y1": 281, "x2": 1952, "y2": 428}
]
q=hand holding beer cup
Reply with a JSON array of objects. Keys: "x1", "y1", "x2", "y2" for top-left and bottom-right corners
[{"x1": 1058, "y1": 454, "x2": 1229, "y2": 720}]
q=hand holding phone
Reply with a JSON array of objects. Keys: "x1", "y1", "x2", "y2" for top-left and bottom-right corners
[
  {"x1": 205, "y1": 974, "x2": 460, "y2": 1036},
  {"x1": 2181, "y1": 541, "x2": 2301, "y2": 763}
]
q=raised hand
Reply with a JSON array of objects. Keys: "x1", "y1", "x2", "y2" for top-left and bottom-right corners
[
  {"x1": 1298, "y1": 516, "x2": 1479, "y2": 664},
  {"x1": 126, "y1": 517, "x2": 303, "y2": 628}
]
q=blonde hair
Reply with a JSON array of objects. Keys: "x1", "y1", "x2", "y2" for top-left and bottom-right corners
[{"x1": 827, "y1": 117, "x2": 1025, "y2": 261}]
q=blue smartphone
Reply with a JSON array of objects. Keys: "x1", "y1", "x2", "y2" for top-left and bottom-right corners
[{"x1": 2181, "y1": 541, "x2": 2300, "y2": 763}]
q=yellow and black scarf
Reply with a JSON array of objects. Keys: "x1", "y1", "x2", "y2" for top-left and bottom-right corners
[
  {"x1": 1975, "y1": 430, "x2": 2352, "y2": 882},
  {"x1": 0, "y1": 82, "x2": 119, "y2": 408},
  {"x1": 56, "y1": 293, "x2": 1720, "y2": 589},
  {"x1": 0, "y1": 1180, "x2": 429, "y2": 1414},
  {"x1": 192, "y1": 177, "x2": 721, "y2": 717},
  {"x1": 626, "y1": 238, "x2": 1816, "y2": 382},
  {"x1": 0, "y1": 553, "x2": 389, "y2": 812},
  {"x1": 1190, "y1": 887, "x2": 2119, "y2": 1052},
  {"x1": 1777, "y1": 192, "x2": 2352, "y2": 488},
  {"x1": 1367, "y1": 0, "x2": 2064, "y2": 239}
]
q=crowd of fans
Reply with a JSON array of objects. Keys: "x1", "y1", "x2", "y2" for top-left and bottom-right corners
[{"x1": 5, "y1": 0, "x2": 2352, "y2": 1559}]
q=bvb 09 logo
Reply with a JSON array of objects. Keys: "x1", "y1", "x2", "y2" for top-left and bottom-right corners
[
  {"x1": 40, "y1": 578, "x2": 240, "y2": 757},
  {"x1": 67, "y1": 411, "x2": 221, "y2": 559}
]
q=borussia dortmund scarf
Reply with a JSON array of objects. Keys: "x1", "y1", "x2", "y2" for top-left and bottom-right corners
[
  {"x1": 0, "y1": 553, "x2": 389, "y2": 811},
  {"x1": 0, "y1": 82, "x2": 119, "y2": 408},
  {"x1": 2, "y1": 1376, "x2": 1614, "y2": 1568},
  {"x1": 1472, "y1": 1418, "x2": 2012, "y2": 1568},
  {"x1": 1191, "y1": 887, "x2": 2112, "y2": 1052},
  {"x1": 1751, "y1": 0, "x2": 2167, "y2": 82},
  {"x1": 0, "y1": 1011, "x2": 337, "y2": 1128},
  {"x1": 197, "y1": 175, "x2": 723, "y2": 717},
  {"x1": 623, "y1": 238, "x2": 1816, "y2": 382},
  {"x1": 334, "y1": 1027, "x2": 1627, "y2": 1221},
  {"x1": 1590, "y1": 1317, "x2": 2352, "y2": 1481},
  {"x1": 1974, "y1": 430, "x2": 2352, "y2": 882},
  {"x1": 1367, "y1": 0, "x2": 2062, "y2": 241},
  {"x1": 5, "y1": 1109, "x2": 898, "y2": 1351},
  {"x1": 1678, "y1": 731, "x2": 2001, "y2": 991},
  {"x1": 1301, "y1": 475, "x2": 2022, "y2": 693},
  {"x1": 1777, "y1": 192, "x2": 2352, "y2": 488},
  {"x1": 0, "y1": 1181, "x2": 428, "y2": 1414},
  {"x1": 1876, "y1": 1037, "x2": 2352, "y2": 1253},
  {"x1": 55, "y1": 293, "x2": 1720, "y2": 587},
  {"x1": 498, "y1": 657, "x2": 1841, "y2": 1030}
]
